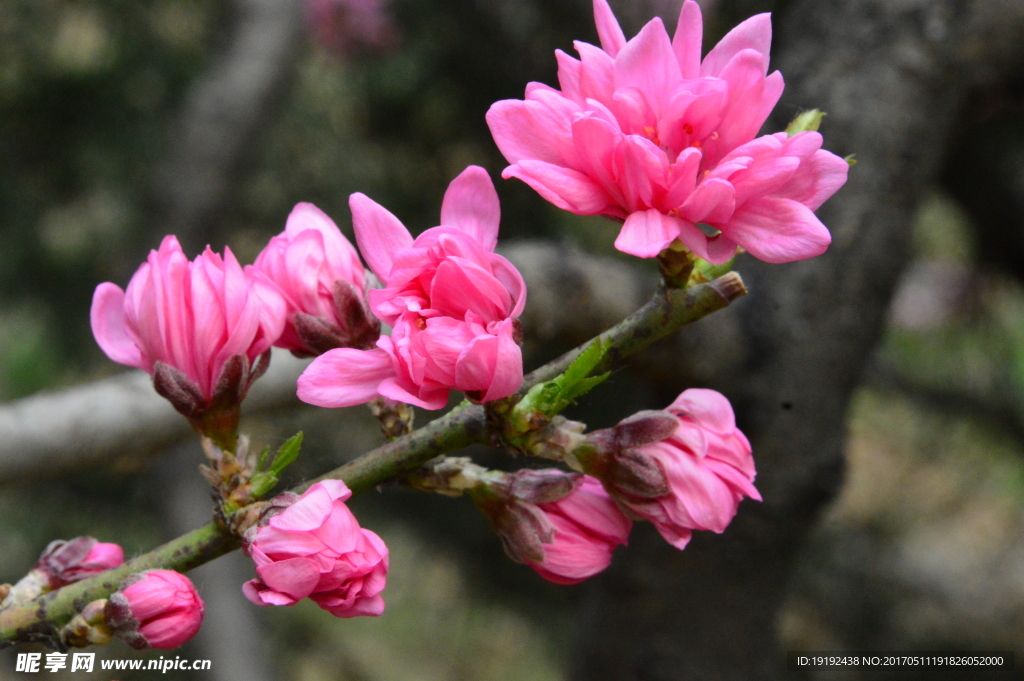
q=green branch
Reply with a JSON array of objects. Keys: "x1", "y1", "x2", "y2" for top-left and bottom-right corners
[{"x1": 0, "y1": 272, "x2": 745, "y2": 645}]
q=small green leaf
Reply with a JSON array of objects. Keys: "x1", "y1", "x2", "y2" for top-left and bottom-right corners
[
  {"x1": 256, "y1": 445, "x2": 271, "y2": 471},
  {"x1": 692, "y1": 255, "x2": 736, "y2": 282},
  {"x1": 560, "y1": 338, "x2": 608, "y2": 388},
  {"x1": 844, "y1": 153, "x2": 857, "y2": 167},
  {"x1": 786, "y1": 109, "x2": 825, "y2": 136},
  {"x1": 562, "y1": 372, "x2": 611, "y2": 405},
  {"x1": 270, "y1": 432, "x2": 304, "y2": 475},
  {"x1": 250, "y1": 471, "x2": 278, "y2": 498}
]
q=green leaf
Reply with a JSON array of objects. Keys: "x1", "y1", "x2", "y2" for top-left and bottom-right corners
[
  {"x1": 250, "y1": 471, "x2": 279, "y2": 499},
  {"x1": 786, "y1": 109, "x2": 825, "y2": 136},
  {"x1": 691, "y1": 255, "x2": 736, "y2": 282},
  {"x1": 270, "y1": 432, "x2": 304, "y2": 475},
  {"x1": 256, "y1": 445, "x2": 271, "y2": 471}
]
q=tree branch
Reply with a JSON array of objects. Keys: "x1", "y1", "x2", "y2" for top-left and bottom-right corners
[{"x1": 0, "y1": 272, "x2": 745, "y2": 645}]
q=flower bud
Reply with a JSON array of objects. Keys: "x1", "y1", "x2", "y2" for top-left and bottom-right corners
[
  {"x1": 585, "y1": 389, "x2": 760, "y2": 550},
  {"x1": 37, "y1": 537, "x2": 125, "y2": 589},
  {"x1": 1, "y1": 537, "x2": 125, "y2": 608},
  {"x1": 105, "y1": 570, "x2": 204, "y2": 650},
  {"x1": 251, "y1": 203, "x2": 380, "y2": 357},
  {"x1": 524, "y1": 476, "x2": 632, "y2": 585},
  {"x1": 242, "y1": 480, "x2": 389, "y2": 618}
]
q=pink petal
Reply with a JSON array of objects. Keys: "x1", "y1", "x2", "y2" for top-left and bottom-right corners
[
  {"x1": 297, "y1": 347, "x2": 395, "y2": 408},
  {"x1": 593, "y1": 0, "x2": 626, "y2": 57},
  {"x1": 255, "y1": 557, "x2": 322, "y2": 599},
  {"x1": 575, "y1": 41, "x2": 616, "y2": 103},
  {"x1": 271, "y1": 485, "x2": 333, "y2": 531},
  {"x1": 502, "y1": 161, "x2": 613, "y2": 215},
  {"x1": 614, "y1": 18, "x2": 680, "y2": 108},
  {"x1": 315, "y1": 479, "x2": 354, "y2": 503},
  {"x1": 672, "y1": 0, "x2": 703, "y2": 79},
  {"x1": 679, "y1": 178, "x2": 736, "y2": 224},
  {"x1": 662, "y1": 147, "x2": 702, "y2": 208},
  {"x1": 487, "y1": 99, "x2": 567, "y2": 166},
  {"x1": 572, "y1": 114, "x2": 624, "y2": 205},
  {"x1": 440, "y1": 166, "x2": 500, "y2": 251},
  {"x1": 481, "y1": 323, "x2": 524, "y2": 402},
  {"x1": 614, "y1": 208, "x2": 682, "y2": 258},
  {"x1": 669, "y1": 388, "x2": 736, "y2": 432},
  {"x1": 377, "y1": 376, "x2": 449, "y2": 410},
  {"x1": 724, "y1": 197, "x2": 831, "y2": 263},
  {"x1": 700, "y1": 12, "x2": 772, "y2": 77},
  {"x1": 91, "y1": 283, "x2": 146, "y2": 370},
  {"x1": 555, "y1": 49, "x2": 583, "y2": 102},
  {"x1": 778, "y1": 147, "x2": 851, "y2": 211},
  {"x1": 349, "y1": 193, "x2": 413, "y2": 283}
]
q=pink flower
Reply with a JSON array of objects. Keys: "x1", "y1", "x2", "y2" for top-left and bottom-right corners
[
  {"x1": 91, "y1": 235, "x2": 287, "y2": 406},
  {"x1": 105, "y1": 570, "x2": 205, "y2": 650},
  {"x1": 36, "y1": 537, "x2": 125, "y2": 588},
  {"x1": 297, "y1": 166, "x2": 527, "y2": 409},
  {"x1": 242, "y1": 479, "x2": 389, "y2": 618},
  {"x1": 603, "y1": 389, "x2": 761, "y2": 549},
  {"x1": 526, "y1": 476, "x2": 631, "y2": 585},
  {"x1": 251, "y1": 202, "x2": 379, "y2": 356},
  {"x1": 486, "y1": 0, "x2": 849, "y2": 264}
]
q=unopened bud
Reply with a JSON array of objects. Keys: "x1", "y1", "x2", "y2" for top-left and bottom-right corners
[
  {"x1": 607, "y1": 449, "x2": 670, "y2": 499},
  {"x1": 105, "y1": 570, "x2": 204, "y2": 650},
  {"x1": 505, "y1": 469, "x2": 581, "y2": 505}
]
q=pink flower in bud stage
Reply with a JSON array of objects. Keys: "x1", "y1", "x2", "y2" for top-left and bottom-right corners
[
  {"x1": 526, "y1": 476, "x2": 631, "y2": 585},
  {"x1": 251, "y1": 202, "x2": 379, "y2": 356},
  {"x1": 297, "y1": 166, "x2": 527, "y2": 410},
  {"x1": 91, "y1": 235, "x2": 287, "y2": 409},
  {"x1": 37, "y1": 537, "x2": 124, "y2": 588},
  {"x1": 607, "y1": 388, "x2": 761, "y2": 549},
  {"x1": 242, "y1": 479, "x2": 389, "y2": 618},
  {"x1": 486, "y1": 0, "x2": 849, "y2": 264},
  {"x1": 105, "y1": 570, "x2": 205, "y2": 650}
]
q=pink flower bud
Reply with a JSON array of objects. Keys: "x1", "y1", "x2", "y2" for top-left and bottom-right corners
[
  {"x1": 595, "y1": 389, "x2": 760, "y2": 549},
  {"x1": 251, "y1": 203, "x2": 380, "y2": 356},
  {"x1": 297, "y1": 166, "x2": 527, "y2": 410},
  {"x1": 242, "y1": 479, "x2": 389, "y2": 618},
  {"x1": 105, "y1": 570, "x2": 205, "y2": 650},
  {"x1": 525, "y1": 476, "x2": 632, "y2": 585},
  {"x1": 486, "y1": 0, "x2": 848, "y2": 265},
  {"x1": 37, "y1": 537, "x2": 125, "y2": 589},
  {"x1": 91, "y1": 236, "x2": 287, "y2": 419}
]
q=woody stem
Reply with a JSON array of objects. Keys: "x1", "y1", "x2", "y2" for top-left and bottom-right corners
[{"x1": 0, "y1": 272, "x2": 746, "y2": 645}]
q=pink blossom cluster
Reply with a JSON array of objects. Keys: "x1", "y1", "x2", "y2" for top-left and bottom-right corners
[
  {"x1": 594, "y1": 389, "x2": 761, "y2": 550},
  {"x1": 243, "y1": 480, "x2": 389, "y2": 618},
  {"x1": 297, "y1": 166, "x2": 527, "y2": 410},
  {"x1": 91, "y1": 236, "x2": 286, "y2": 407},
  {"x1": 487, "y1": 0, "x2": 848, "y2": 264},
  {"x1": 92, "y1": 167, "x2": 526, "y2": 414}
]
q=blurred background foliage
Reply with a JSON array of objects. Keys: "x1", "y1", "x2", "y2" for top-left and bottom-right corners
[{"x1": 3, "y1": 0, "x2": 1024, "y2": 679}]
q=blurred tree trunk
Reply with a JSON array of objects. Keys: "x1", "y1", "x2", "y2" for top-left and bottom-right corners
[{"x1": 569, "y1": 1, "x2": 1024, "y2": 679}]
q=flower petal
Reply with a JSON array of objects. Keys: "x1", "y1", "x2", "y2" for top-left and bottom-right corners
[
  {"x1": 297, "y1": 347, "x2": 395, "y2": 408},
  {"x1": 614, "y1": 208, "x2": 682, "y2": 258},
  {"x1": 593, "y1": 0, "x2": 626, "y2": 57},
  {"x1": 724, "y1": 197, "x2": 831, "y2": 263},
  {"x1": 91, "y1": 283, "x2": 146, "y2": 370},
  {"x1": 349, "y1": 193, "x2": 413, "y2": 283},
  {"x1": 440, "y1": 166, "x2": 501, "y2": 252}
]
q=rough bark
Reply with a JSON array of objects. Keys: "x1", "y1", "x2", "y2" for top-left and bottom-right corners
[{"x1": 569, "y1": 1, "x2": 1024, "y2": 679}]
